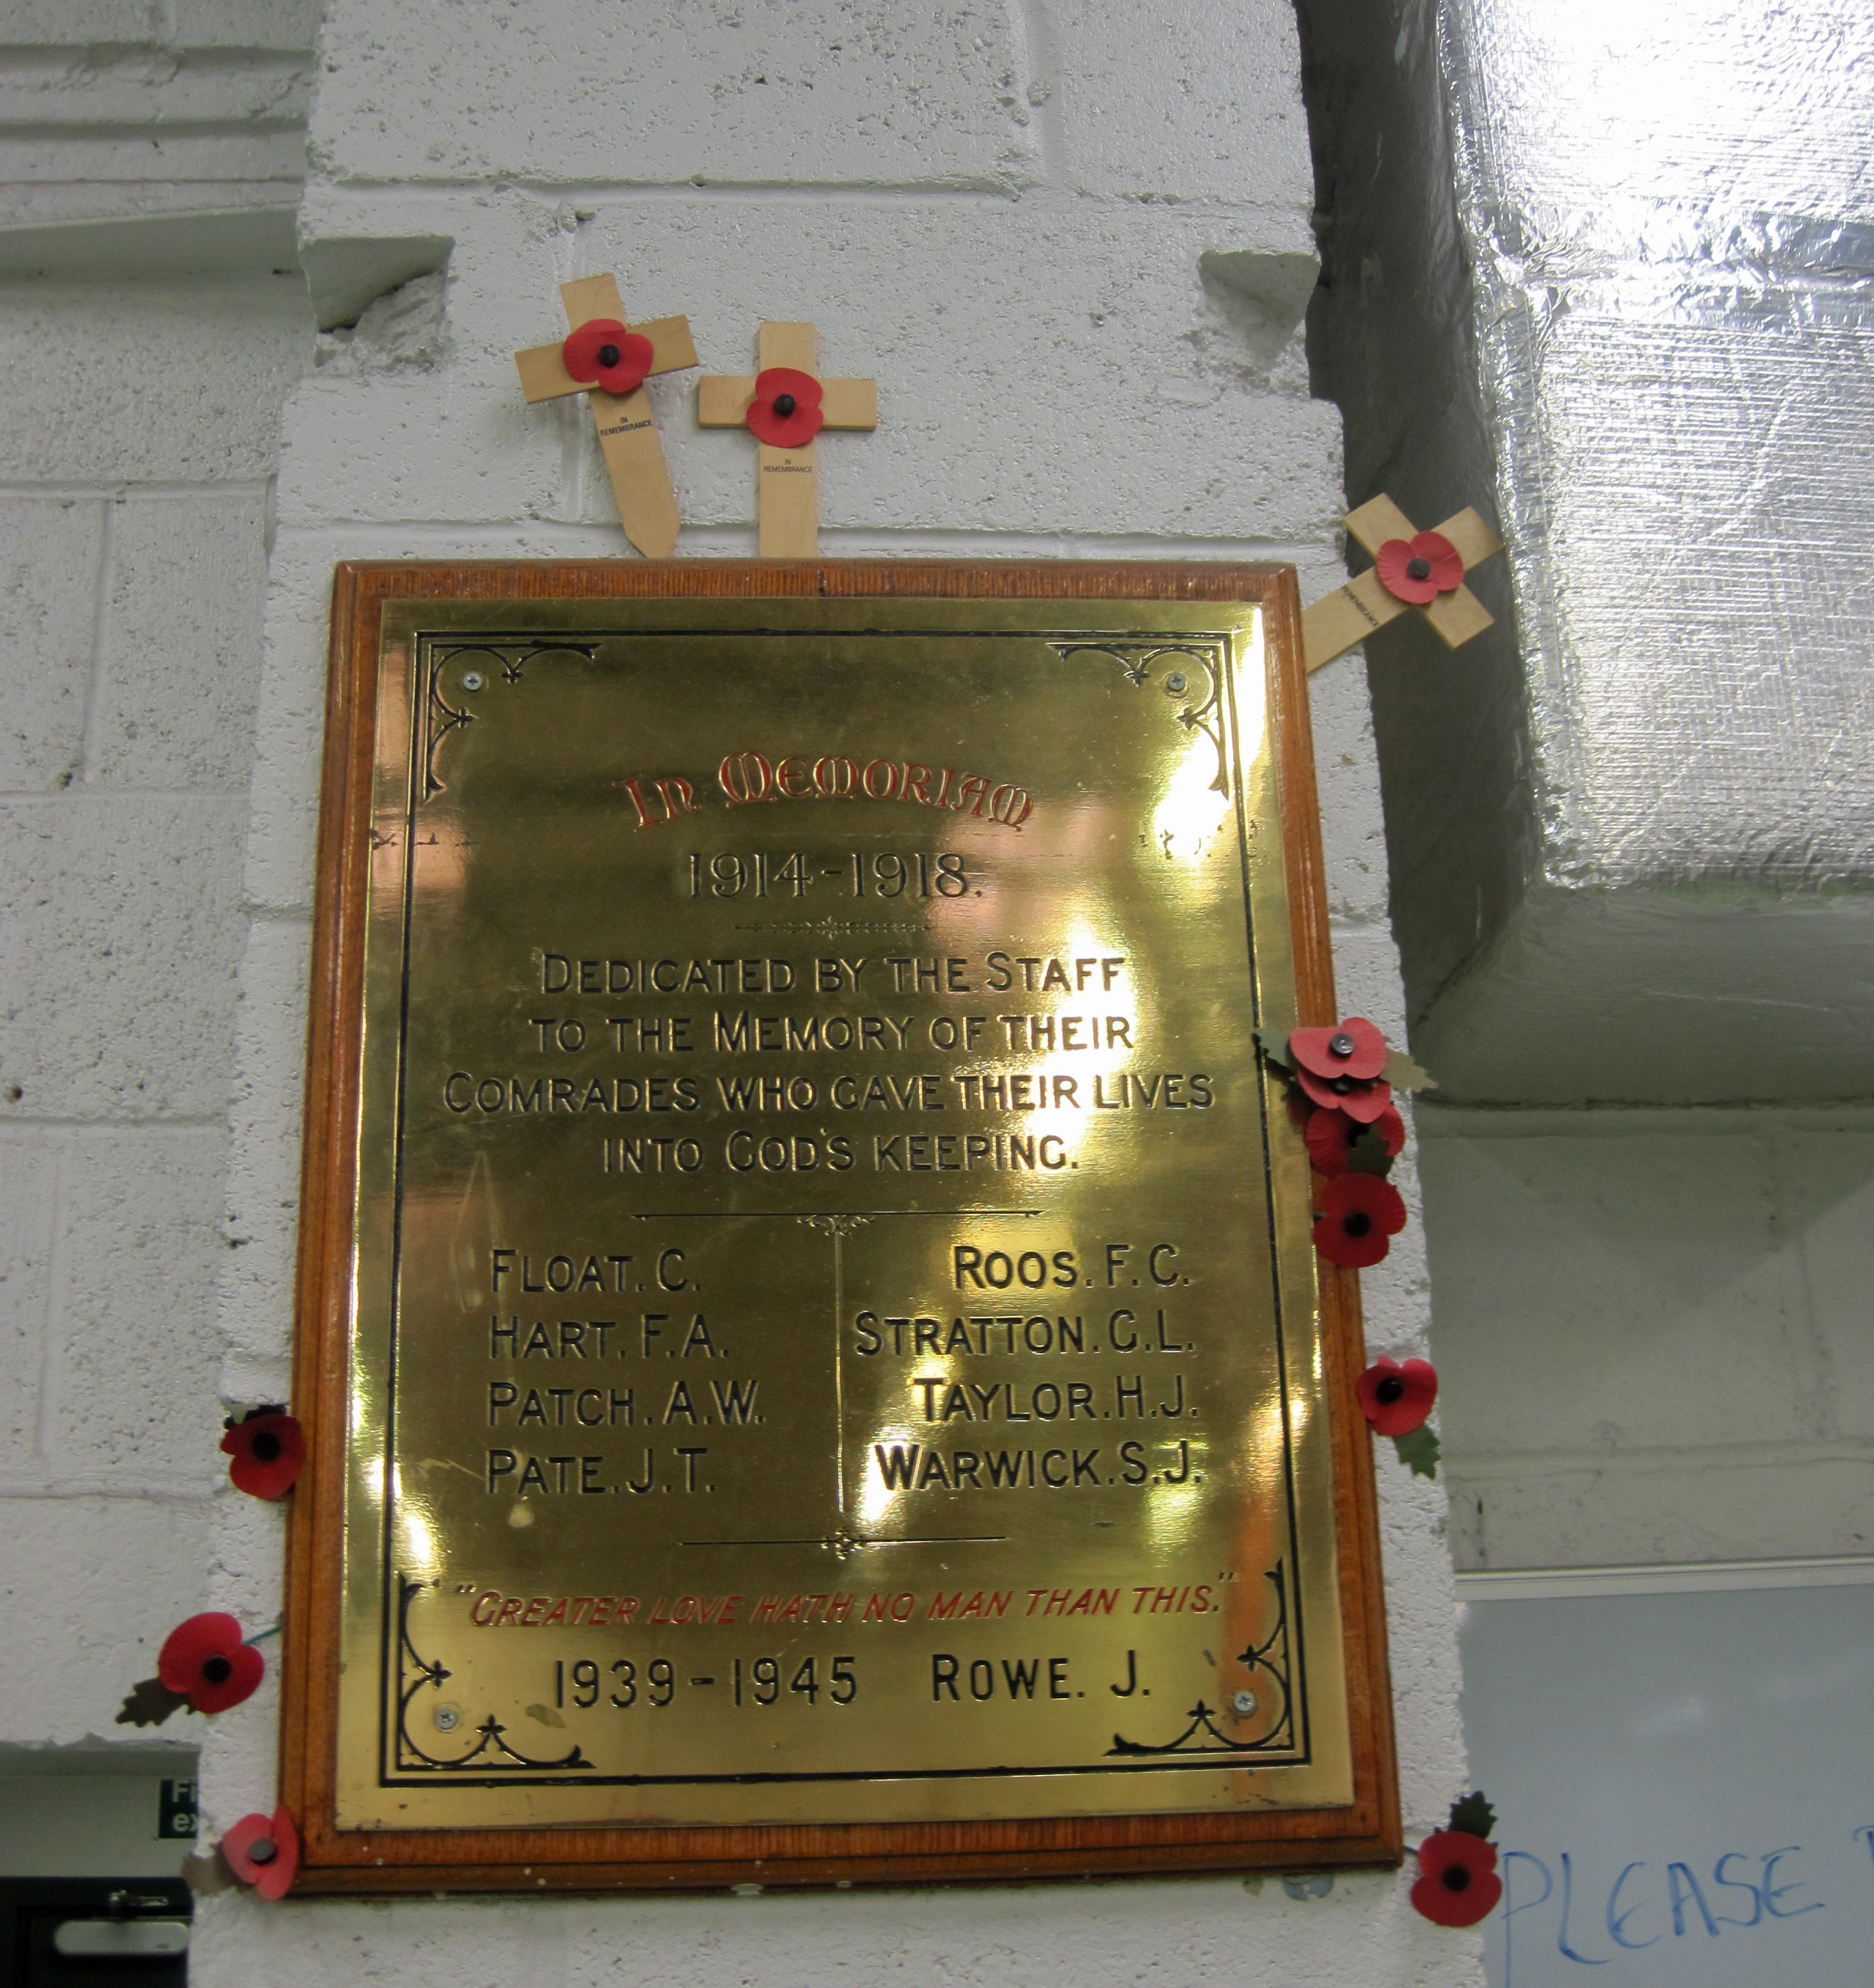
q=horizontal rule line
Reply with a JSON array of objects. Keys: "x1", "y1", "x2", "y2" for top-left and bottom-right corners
[
  {"x1": 864, "y1": 1535, "x2": 1010, "y2": 1546},
  {"x1": 379, "y1": 1752, "x2": 1309, "y2": 1791},
  {"x1": 681, "y1": 1537, "x2": 824, "y2": 1548},
  {"x1": 629, "y1": 1208, "x2": 1040, "y2": 1220},
  {"x1": 680, "y1": 1535, "x2": 1011, "y2": 1548}
]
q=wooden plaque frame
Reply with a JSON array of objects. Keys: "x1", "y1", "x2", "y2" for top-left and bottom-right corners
[{"x1": 281, "y1": 560, "x2": 1401, "y2": 1893}]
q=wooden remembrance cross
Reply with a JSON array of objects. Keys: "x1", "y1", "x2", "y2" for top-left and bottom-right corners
[
  {"x1": 1301, "y1": 495, "x2": 1505, "y2": 673},
  {"x1": 698, "y1": 321, "x2": 877, "y2": 556},
  {"x1": 514, "y1": 274, "x2": 699, "y2": 558}
]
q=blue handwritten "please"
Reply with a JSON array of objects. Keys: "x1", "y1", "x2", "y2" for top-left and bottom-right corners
[{"x1": 1501, "y1": 1843, "x2": 1829, "y2": 1980}]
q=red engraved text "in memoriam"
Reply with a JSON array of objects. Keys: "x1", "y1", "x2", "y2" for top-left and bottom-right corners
[{"x1": 619, "y1": 751, "x2": 1034, "y2": 830}]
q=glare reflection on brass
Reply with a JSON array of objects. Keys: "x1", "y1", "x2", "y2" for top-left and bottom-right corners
[{"x1": 327, "y1": 596, "x2": 1353, "y2": 1832}]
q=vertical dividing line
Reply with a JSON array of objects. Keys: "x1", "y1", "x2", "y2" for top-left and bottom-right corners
[
  {"x1": 78, "y1": 497, "x2": 116, "y2": 784},
  {"x1": 833, "y1": 1229, "x2": 846, "y2": 1519}
]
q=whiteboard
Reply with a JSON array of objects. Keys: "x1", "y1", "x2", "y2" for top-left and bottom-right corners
[{"x1": 1458, "y1": 1573, "x2": 1874, "y2": 1987}]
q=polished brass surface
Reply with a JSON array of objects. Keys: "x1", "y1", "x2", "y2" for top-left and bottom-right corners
[{"x1": 334, "y1": 595, "x2": 1349, "y2": 1831}]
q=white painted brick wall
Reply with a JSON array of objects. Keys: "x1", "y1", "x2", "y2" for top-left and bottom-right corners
[
  {"x1": 0, "y1": 284, "x2": 305, "y2": 480},
  {"x1": 277, "y1": 200, "x2": 1329, "y2": 538},
  {"x1": 188, "y1": 4, "x2": 1477, "y2": 1983},
  {"x1": 1425, "y1": 1107, "x2": 1874, "y2": 1569},
  {"x1": 307, "y1": 4, "x2": 1045, "y2": 190},
  {"x1": 1044, "y1": 0, "x2": 1316, "y2": 204},
  {"x1": 0, "y1": 271, "x2": 310, "y2": 1748},
  {"x1": 96, "y1": 492, "x2": 271, "y2": 786}
]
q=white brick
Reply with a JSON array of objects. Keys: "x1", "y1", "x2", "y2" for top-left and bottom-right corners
[
  {"x1": 1445, "y1": 1452, "x2": 1874, "y2": 1569},
  {"x1": 1784, "y1": 1121, "x2": 1874, "y2": 1441},
  {"x1": 1326, "y1": 925, "x2": 1412, "y2": 1043},
  {"x1": 0, "y1": 179, "x2": 295, "y2": 229},
  {"x1": 0, "y1": 2, "x2": 165, "y2": 45},
  {"x1": 1309, "y1": 646, "x2": 1394, "y2": 926},
  {"x1": 240, "y1": 533, "x2": 343, "y2": 915},
  {"x1": 42, "y1": 1128, "x2": 229, "y2": 1477},
  {"x1": 308, "y1": 1, "x2": 1042, "y2": 192},
  {"x1": 1047, "y1": 0, "x2": 1315, "y2": 207},
  {"x1": 1378, "y1": 1461, "x2": 1471, "y2": 1832},
  {"x1": 0, "y1": 1495, "x2": 212, "y2": 1744},
  {"x1": 1431, "y1": 1106, "x2": 1874, "y2": 1567},
  {"x1": 0, "y1": 128, "x2": 305, "y2": 189},
  {"x1": 0, "y1": 495, "x2": 102, "y2": 794},
  {"x1": 1423, "y1": 1126, "x2": 1808, "y2": 1459},
  {"x1": 0, "y1": 51, "x2": 310, "y2": 128},
  {"x1": 165, "y1": 0, "x2": 319, "y2": 50},
  {"x1": 0, "y1": 277, "x2": 308, "y2": 484},
  {"x1": 0, "y1": 0, "x2": 312, "y2": 51},
  {"x1": 0, "y1": 793, "x2": 249, "y2": 1118},
  {"x1": 215, "y1": 913, "x2": 308, "y2": 1360},
  {"x1": 0, "y1": 1134, "x2": 57, "y2": 1460},
  {"x1": 94, "y1": 490, "x2": 268, "y2": 789}
]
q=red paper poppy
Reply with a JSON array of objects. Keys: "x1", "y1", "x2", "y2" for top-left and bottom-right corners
[
  {"x1": 1290, "y1": 1017, "x2": 1389, "y2": 1083},
  {"x1": 1303, "y1": 1104, "x2": 1406, "y2": 1177},
  {"x1": 561, "y1": 317, "x2": 654, "y2": 397},
  {"x1": 1411, "y1": 1829, "x2": 1503, "y2": 1928},
  {"x1": 221, "y1": 1410, "x2": 303, "y2": 1500},
  {"x1": 1290, "y1": 1017, "x2": 1395, "y2": 1122},
  {"x1": 1355, "y1": 1355, "x2": 1438, "y2": 1435},
  {"x1": 221, "y1": 1806, "x2": 299, "y2": 1901},
  {"x1": 1298, "y1": 1066, "x2": 1393, "y2": 1123},
  {"x1": 1375, "y1": 532, "x2": 1464, "y2": 607},
  {"x1": 746, "y1": 366, "x2": 824, "y2": 448},
  {"x1": 157, "y1": 1613, "x2": 264, "y2": 1715},
  {"x1": 1312, "y1": 1173, "x2": 1408, "y2": 1269}
]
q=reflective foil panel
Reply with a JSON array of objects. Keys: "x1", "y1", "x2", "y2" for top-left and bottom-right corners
[{"x1": 1303, "y1": 0, "x2": 1874, "y2": 1100}]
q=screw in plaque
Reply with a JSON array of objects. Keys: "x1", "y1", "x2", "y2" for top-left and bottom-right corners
[
  {"x1": 461, "y1": 671, "x2": 484, "y2": 691},
  {"x1": 1232, "y1": 1689, "x2": 1258, "y2": 1715},
  {"x1": 432, "y1": 1702, "x2": 461, "y2": 1732}
]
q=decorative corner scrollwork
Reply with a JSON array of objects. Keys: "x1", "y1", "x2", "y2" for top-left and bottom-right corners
[
  {"x1": 392, "y1": 1574, "x2": 591, "y2": 1773},
  {"x1": 1106, "y1": 1561, "x2": 1295, "y2": 1758},
  {"x1": 1049, "y1": 641, "x2": 1230, "y2": 797},
  {"x1": 421, "y1": 641, "x2": 599, "y2": 799}
]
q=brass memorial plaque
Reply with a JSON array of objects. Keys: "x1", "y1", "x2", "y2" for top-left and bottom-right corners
[{"x1": 284, "y1": 563, "x2": 1398, "y2": 1890}]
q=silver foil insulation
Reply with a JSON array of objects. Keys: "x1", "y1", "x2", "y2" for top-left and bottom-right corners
[{"x1": 1301, "y1": 0, "x2": 1874, "y2": 1100}]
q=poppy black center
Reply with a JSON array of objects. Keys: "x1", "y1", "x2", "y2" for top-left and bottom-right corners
[
  {"x1": 1443, "y1": 1865, "x2": 1473, "y2": 1893},
  {"x1": 597, "y1": 344, "x2": 621, "y2": 369},
  {"x1": 251, "y1": 1432, "x2": 281, "y2": 1463},
  {"x1": 1375, "y1": 1376, "x2": 1405, "y2": 1406},
  {"x1": 248, "y1": 1839, "x2": 277, "y2": 1865},
  {"x1": 1407, "y1": 556, "x2": 1432, "y2": 582},
  {"x1": 202, "y1": 1655, "x2": 232, "y2": 1685},
  {"x1": 773, "y1": 393, "x2": 797, "y2": 419},
  {"x1": 1343, "y1": 1212, "x2": 1373, "y2": 1238},
  {"x1": 1330, "y1": 1075, "x2": 1355, "y2": 1094},
  {"x1": 1329, "y1": 1032, "x2": 1355, "y2": 1059}
]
